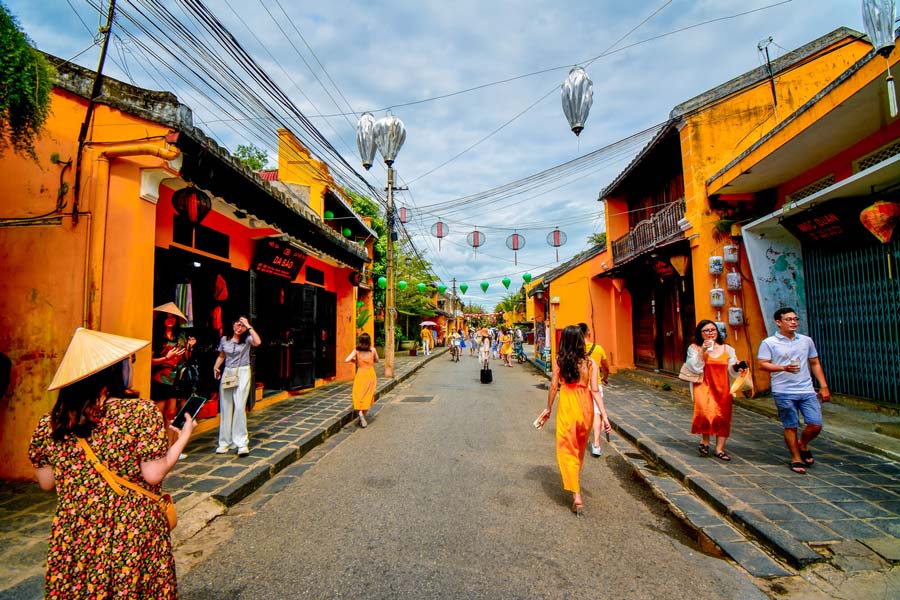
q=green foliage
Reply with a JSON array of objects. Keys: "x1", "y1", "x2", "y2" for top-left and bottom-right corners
[
  {"x1": 234, "y1": 143, "x2": 268, "y2": 170},
  {"x1": 356, "y1": 307, "x2": 371, "y2": 331},
  {"x1": 494, "y1": 290, "x2": 525, "y2": 314},
  {"x1": 0, "y1": 4, "x2": 54, "y2": 161},
  {"x1": 587, "y1": 232, "x2": 607, "y2": 248}
]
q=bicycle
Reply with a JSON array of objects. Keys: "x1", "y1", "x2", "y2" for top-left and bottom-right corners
[
  {"x1": 513, "y1": 341, "x2": 527, "y2": 364},
  {"x1": 450, "y1": 342, "x2": 461, "y2": 362}
]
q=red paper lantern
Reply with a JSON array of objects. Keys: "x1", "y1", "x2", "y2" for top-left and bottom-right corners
[
  {"x1": 506, "y1": 232, "x2": 526, "y2": 265},
  {"x1": 467, "y1": 229, "x2": 486, "y2": 258},
  {"x1": 399, "y1": 207, "x2": 409, "y2": 224},
  {"x1": 860, "y1": 201, "x2": 900, "y2": 243},
  {"x1": 431, "y1": 220, "x2": 448, "y2": 250},
  {"x1": 172, "y1": 186, "x2": 212, "y2": 226},
  {"x1": 546, "y1": 227, "x2": 567, "y2": 261}
]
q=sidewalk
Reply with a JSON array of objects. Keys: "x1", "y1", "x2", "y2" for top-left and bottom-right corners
[
  {"x1": 0, "y1": 348, "x2": 446, "y2": 600},
  {"x1": 525, "y1": 351, "x2": 900, "y2": 578}
]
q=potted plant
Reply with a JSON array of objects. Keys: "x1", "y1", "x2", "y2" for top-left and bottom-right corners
[{"x1": 409, "y1": 340, "x2": 418, "y2": 356}]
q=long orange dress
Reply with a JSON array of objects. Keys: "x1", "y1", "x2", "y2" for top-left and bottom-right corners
[
  {"x1": 352, "y1": 350, "x2": 377, "y2": 411},
  {"x1": 690, "y1": 350, "x2": 733, "y2": 437},
  {"x1": 556, "y1": 381, "x2": 594, "y2": 493}
]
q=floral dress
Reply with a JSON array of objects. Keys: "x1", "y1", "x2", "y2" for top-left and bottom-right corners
[{"x1": 29, "y1": 397, "x2": 176, "y2": 599}]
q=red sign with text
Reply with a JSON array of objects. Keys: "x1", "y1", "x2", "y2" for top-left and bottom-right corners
[{"x1": 253, "y1": 239, "x2": 306, "y2": 279}]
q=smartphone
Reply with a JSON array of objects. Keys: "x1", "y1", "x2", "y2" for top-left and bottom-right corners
[{"x1": 172, "y1": 395, "x2": 206, "y2": 429}]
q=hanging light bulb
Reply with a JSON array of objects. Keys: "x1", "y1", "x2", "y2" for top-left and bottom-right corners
[
  {"x1": 561, "y1": 66, "x2": 594, "y2": 136},
  {"x1": 356, "y1": 112, "x2": 377, "y2": 170},
  {"x1": 863, "y1": 0, "x2": 899, "y2": 117}
]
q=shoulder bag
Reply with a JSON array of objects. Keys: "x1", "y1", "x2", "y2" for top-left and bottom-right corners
[
  {"x1": 677, "y1": 361, "x2": 703, "y2": 383},
  {"x1": 76, "y1": 437, "x2": 177, "y2": 531}
]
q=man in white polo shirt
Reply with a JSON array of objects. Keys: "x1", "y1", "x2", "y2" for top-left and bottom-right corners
[{"x1": 757, "y1": 307, "x2": 830, "y2": 474}]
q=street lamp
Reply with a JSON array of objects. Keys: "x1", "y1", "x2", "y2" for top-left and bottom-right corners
[{"x1": 357, "y1": 111, "x2": 406, "y2": 377}]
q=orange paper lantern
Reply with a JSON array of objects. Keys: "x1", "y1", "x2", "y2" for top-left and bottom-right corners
[{"x1": 860, "y1": 201, "x2": 900, "y2": 243}]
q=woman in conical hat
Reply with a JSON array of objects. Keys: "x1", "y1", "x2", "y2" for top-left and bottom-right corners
[
  {"x1": 151, "y1": 303, "x2": 195, "y2": 452},
  {"x1": 30, "y1": 328, "x2": 195, "y2": 598}
]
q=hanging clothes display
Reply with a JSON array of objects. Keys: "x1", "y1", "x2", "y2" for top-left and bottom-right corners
[{"x1": 175, "y1": 282, "x2": 194, "y2": 327}]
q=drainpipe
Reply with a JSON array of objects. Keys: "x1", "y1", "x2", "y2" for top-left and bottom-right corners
[{"x1": 83, "y1": 143, "x2": 180, "y2": 328}]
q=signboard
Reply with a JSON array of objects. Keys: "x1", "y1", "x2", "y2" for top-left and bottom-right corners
[
  {"x1": 780, "y1": 197, "x2": 869, "y2": 248},
  {"x1": 253, "y1": 239, "x2": 306, "y2": 279}
]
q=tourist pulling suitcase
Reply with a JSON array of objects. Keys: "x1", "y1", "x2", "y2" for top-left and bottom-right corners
[{"x1": 480, "y1": 367, "x2": 492, "y2": 384}]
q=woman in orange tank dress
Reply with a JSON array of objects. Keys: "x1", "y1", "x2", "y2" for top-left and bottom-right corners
[
  {"x1": 346, "y1": 333, "x2": 379, "y2": 428},
  {"x1": 682, "y1": 320, "x2": 745, "y2": 461},
  {"x1": 536, "y1": 325, "x2": 611, "y2": 516}
]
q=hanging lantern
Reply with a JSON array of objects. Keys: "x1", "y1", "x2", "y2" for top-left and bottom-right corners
[
  {"x1": 611, "y1": 278, "x2": 626, "y2": 293},
  {"x1": 324, "y1": 210, "x2": 334, "y2": 220},
  {"x1": 431, "y1": 220, "x2": 448, "y2": 250},
  {"x1": 356, "y1": 300, "x2": 364, "y2": 308},
  {"x1": 417, "y1": 282, "x2": 427, "y2": 293},
  {"x1": 506, "y1": 232, "x2": 526, "y2": 265},
  {"x1": 709, "y1": 256, "x2": 724, "y2": 275},
  {"x1": 342, "y1": 227, "x2": 352, "y2": 238},
  {"x1": 501, "y1": 277, "x2": 511, "y2": 289},
  {"x1": 356, "y1": 112, "x2": 377, "y2": 170},
  {"x1": 171, "y1": 186, "x2": 212, "y2": 226},
  {"x1": 863, "y1": 1, "x2": 899, "y2": 117},
  {"x1": 398, "y1": 280, "x2": 408, "y2": 291},
  {"x1": 374, "y1": 112, "x2": 406, "y2": 166},
  {"x1": 546, "y1": 228, "x2": 567, "y2": 261},
  {"x1": 710, "y1": 288, "x2": 726, "y2": 308},
  {"x1": 459, "y1": 283, "x2": 469, "y2": 294},
  {"x1": 726, "y1": 272, "x2": 742, "y2": 291},
  {"x1": 523, "y1": 273, "x2": 532, "y2": 283},
  {"x1": 438, "y1": 284, "x2": 447, "y2": 294},
  {"x1": 561, "y1": 66, "x2": 594, "y2": 137},
  {"x1": 480, "y1": 281, "x2": 490, "y2": 293},
  {"x1": 467, "y1": 229, "x2": 486, "y2": 258},
  {"x1": 399, "y1": 207, "x2": 409, "y2": 224},
  {"x1": 723, "y1": 244, "x2": 740, "y2": 264},
  {"x1": 860, "y1": 200, "x2": 900, "y2": 243},
  {"x1": 728, "y1": 307, "x2": 745, "y2": 327},
  {"x1": 669, "y1": 255, "x2": 690, "y2": 277},
  {"x1": 377, "y1": 276, "x2": 387, "y2": 289}
]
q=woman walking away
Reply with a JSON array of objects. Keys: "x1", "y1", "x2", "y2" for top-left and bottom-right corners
[
  {"x1": 682, "y1": 320, "x2": 746, "y2": 461},
  {"x1": 30, "y1": 328, "x2": 195, "y2": 599},
  {"x1": 535, "y1": 325, "x2": 611, "y2": 516},
  {"x1": 479, "y1": 333, "x2": 492, "y2": 370},
  {"x1": 346, "y1": 333, "x2": 379, "y2": 427},
  {"x1": 214, "y1": 316, "x2": 261, "y2": 457}
]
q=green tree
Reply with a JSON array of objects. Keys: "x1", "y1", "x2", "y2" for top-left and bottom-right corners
[
  {"x1": 0, "y1": 3, "x2": 54, "y2": 161},
  {"x1": 494, "y1": 289, "x2": 525, "y2": 314},
  {"x1": 587, "y1": 231, "x2": 607, "y2": 248},
  {"x1": 234, "y1": 143, "x2": 268, "y2": 170}
]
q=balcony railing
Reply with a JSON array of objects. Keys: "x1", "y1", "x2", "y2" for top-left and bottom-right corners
[{"x1": 611, "y1": 198, "x2": 686, "y2": 264}]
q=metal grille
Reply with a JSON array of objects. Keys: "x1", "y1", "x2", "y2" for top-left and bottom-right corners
[
  {"x1": 854, "y1": 140, "x2": 900, "y2": 173},
  {"x1": 805, "y1": 239, "x2": 900, "y2": 406},
  {"x1": 785, "y1": 174, "x2": 835, "y2": 204}
]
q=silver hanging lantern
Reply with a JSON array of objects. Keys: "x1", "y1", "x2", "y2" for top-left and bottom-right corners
[
  {"x1": 561, "y1": 66, "x2": 594, "y2": 136},
  {"x1": 356, "y1": 112, "x2": 377, "y2": 170},
  {"x1": 374, "y1": 112, "x2": 406, "y2": 166},
  {"x1": 863, "y1": 0, "x2": 899, "y2": 117}
]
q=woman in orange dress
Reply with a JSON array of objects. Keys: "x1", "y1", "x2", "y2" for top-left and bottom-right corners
[
  {"x1": 346, "y1": 333, "x2": 379, "y2": 428},
  {"x1": 683, "y1": 320, "x2": 744, "y2": 461},
  {"x1": 536, "y1": 325, "x2": 611, "y2": 516}
]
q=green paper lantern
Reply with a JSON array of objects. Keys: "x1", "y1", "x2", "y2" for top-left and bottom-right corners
[
  {"x1": 342, "y1": 227, "x2": 352, "y2": 238},
  {"x1": 359, "y1": 240, "x2": 365, "y2": 246},
  {"x1": 438, "y1": 284, "x2": 447, "y2": 294},
  {"x1": 480, "y1": 281, "x2": 489, "y2": 293},
  {"x1": 324, "y1": 210, "x2": 334, "y2": 220},
  {"x1": 377, "y1": 276, "x2": 387, "y2": 289},
  {"x1": 502, "y1": 276, "x2": 511, "y2": 289},
  {"x1": 460, "y1": 283, "x2": 469, "y2": 294},
  {"x1": 523, "y1": 273, "x2": 532, "y2": 283},
  {"x1": 398, "y1": 280, "x2": 408, "y2": 290},
  {"x1": 417, "y1": 282, "x2": 426, "y2": 293},
  {"x1": 356, "y1": 300, "x2": 364, "y2": 308}
]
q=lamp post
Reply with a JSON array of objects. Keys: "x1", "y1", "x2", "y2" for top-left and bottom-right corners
[{"x1": 357, "y1": 112, "x2": 406, "y2": 377}]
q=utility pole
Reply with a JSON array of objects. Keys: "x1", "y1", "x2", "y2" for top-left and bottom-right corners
[
  {"x1": 451, "y1": 277, "x2": 458, "y2": 330},
  {"x1": 384, "y1": 167, "x2": 397, "y2": 378}
]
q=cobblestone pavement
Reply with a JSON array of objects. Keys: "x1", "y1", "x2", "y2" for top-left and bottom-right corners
[{"x1": 0, "y1": 348, "x2": 446, "y2": 599}]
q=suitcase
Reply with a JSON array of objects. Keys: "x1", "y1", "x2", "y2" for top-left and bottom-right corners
[{"x1": 480, "y1": 368, "x2": 493, "y2": 384}]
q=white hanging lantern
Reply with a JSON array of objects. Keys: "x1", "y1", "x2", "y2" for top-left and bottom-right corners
[
  {"x1": 561, "y1": 66, "x2": 594, "y2": 136},
  {"x1": 726, "y1": 272, "x2": 742, "y2": 291},
  {"x1": 710, "y1": 288, "x2": 726, "y2": 308},
  {"x1": 728, "y1": 307, "x2": 744, "y2": 327},
  {"x1": 863, "y1": 0, "x2": 899, "y2": 117},
  {"x1": 356, "y1": 112, "x2": 377, "y2": 170},
  {"x1": 709, "y1": 256, "x2": 724, "y2": 275},
  {"x1": 723, "y1": 244, "x2": 740, "y2": 263},
  {"x1": 374, "y1": 113, "x2": 406, "y2": 166}
]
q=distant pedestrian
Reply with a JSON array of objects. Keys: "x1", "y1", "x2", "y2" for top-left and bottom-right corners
[
  {"x1": 578, "y1": 323, "x2": 610, "y2": 457},
  {"x1": 500, "y1": 328, "x2": 513, "y2": 367},
  {"x1": 213, "y1": 316, "x2": 261, "y2": 457},
  {"x1": 682, "y1": 320, "x2": 746, "y2": 461},
  {"x1": 468, "y1": 329, "x2": 477, "y2": 356},
  {"x1": 758, "y1": 307, "x2": 830, "y2": 474},
  {"x1": 346, "y1": 333, "x2": 379, "y2": 428},
  {"x1": 535, "y1": 325, "x2": 611, "y2": 516},
  {"x1": 479, "y1": 334, "x2": 492, "y2": 370},
  {"x1": 420, "y1": 327, "x2": 432, "y2": 356}
]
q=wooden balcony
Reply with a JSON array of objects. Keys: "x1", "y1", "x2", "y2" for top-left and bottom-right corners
[{"x1": 611, "y1": 198, "x2": 686, "y2": 264}]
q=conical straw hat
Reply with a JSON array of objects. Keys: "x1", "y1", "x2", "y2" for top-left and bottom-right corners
[
  {"x1": 153, "y1": 302, "x2": 187, "y2": 322},
  {"x1": 48, "y1": 328, "x2": 150, "y2": 391}
]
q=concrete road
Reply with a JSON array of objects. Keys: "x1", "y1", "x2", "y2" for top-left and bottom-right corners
[{"x1": 178, "y1": 355, "x2": 767, "y2": 599}]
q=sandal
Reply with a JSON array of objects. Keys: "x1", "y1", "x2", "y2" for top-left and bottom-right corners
[
  {"x1": 799, "y1": 449, "x2": 814, "y2": 466},
  {"x1": 697, "y1": 443, "x2": 710, "y2": 456},
  {"x1": 714, "y1": 450, "x2": 731, "y2": 462},
  {"x1": 789, "y1": 462, "x2": 807, "y2": 474}
]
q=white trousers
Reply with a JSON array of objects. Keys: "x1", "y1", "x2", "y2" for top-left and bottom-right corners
[
  {"x1": 219, "y1": 365, "x2": 251, "y2": 449},
  {"x1": 422, "y1": 339, "x2": 430, "y2": 355}
]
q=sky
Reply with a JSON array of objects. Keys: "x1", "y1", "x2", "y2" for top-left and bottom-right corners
[{"x1": 7, "y1": 0, "x2": 869, "y2": 308}]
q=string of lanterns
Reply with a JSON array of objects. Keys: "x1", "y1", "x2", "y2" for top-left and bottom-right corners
[{"x1": 373, "y1": 272, "x2": 535, "y2": 294}]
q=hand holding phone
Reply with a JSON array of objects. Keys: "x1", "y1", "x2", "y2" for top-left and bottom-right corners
[{"x1": 172, "y1": 395, "x2": 206, "y2": 429}]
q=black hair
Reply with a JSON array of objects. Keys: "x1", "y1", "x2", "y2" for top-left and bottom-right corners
[
  {"x1": 693, "y1": 320, "x2": 724, "y2": 346},
  {"x1": 356, "y1": 332, "x2": 372, "y2": 352},
  {"x1": 556, "y1": 325, "x2": 587, "y2": 384},
  {"x1": 774, "y1": 307, "x2": 797, "y2": 322},
  {"x1": 50, "y1": 363, "x2": 127, "y2": 441},
  {"x1": 577, "y1": 322, "x2": 589, "y2": 335}
]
